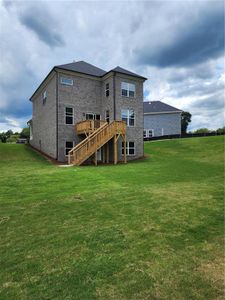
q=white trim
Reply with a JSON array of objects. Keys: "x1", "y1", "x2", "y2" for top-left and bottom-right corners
[
  {"x1": 65, "y1": 141, "x2": 75, "y2": 156},
  {"x1": 122, "y1": 141, "x2": 136, "y2": 156},
  {"x1": 60, "y1": 76, "x2": 74, "y2": 86},
  {"x1": 144, "y1": 128, "x2": 154, "y2": 138},
  {"x1": 143, "y1": 129, "x2": 154, "y2": 138},
  {"x1": 85, "y1": 113, "x2": 101, "y2": 120},
  {"x1": 65, "y1": 107, "x2": 74, "y2": 125},
  {"x1": 121, "y1": 82, "x2": 136, "y2": 98},
  {"x1": 121, "y1": 109, "x2": 135, "y2": 127},
  {"x1": 144, "y1": 111, "x2": 182, "y2": 115},
  {"x1": 105, "y1": 83, "x2": 109, "y2": 97}
]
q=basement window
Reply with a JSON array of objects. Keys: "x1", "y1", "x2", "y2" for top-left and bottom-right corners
[
  {"x1": 144, "y1": 129, "x2": 154, "y2": 138},
  {"x1": 65, "y1": 141, "x2": 74, "y2": 156},
  {"x1": 65, "y1": 107, "x2": 74, "y2": 125},
  {"x1": 60, "y1": 77, "x2": 73, "y2": 86},
  {"x1": 122, "y1": 141, "x2": 135, "y2": 156}
]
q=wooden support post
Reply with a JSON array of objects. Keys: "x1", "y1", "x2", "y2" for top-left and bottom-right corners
[
  {"x1": 106, "y1": 142, "x2": 109, "y2": 164},
  {"x1": 124, "y1": 135, "x2": 127, "y2": 164},
  {"x1": 114, "y1": 135, "x2": 118, "y2": 165},
  {"x1": 94, "y1": 151, "x2": 97, "y2": 166}
]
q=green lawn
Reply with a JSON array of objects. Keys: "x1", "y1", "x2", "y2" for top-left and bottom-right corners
[{"x1": 0, "y1": 136, "x2": 224, "y2": 300}]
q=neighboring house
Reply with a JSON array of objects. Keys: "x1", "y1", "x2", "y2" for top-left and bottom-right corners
[
  {"x1": 28, "y1": 61, "x2": 147, "y2": 165},
  {"x1": 143, "y1": 101, "x2": 182, "y2": 138}
]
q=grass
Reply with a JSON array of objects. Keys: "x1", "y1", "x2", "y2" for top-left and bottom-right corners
[{"x1": 0, "y1": 136, "x2": 224, "y2": 299}]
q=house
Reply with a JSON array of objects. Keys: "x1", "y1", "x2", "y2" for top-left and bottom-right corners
[
  {"x1": 143, "y1": 101, "x2": 182, "y2": 138},
  {"x1": 28, "y1": 61, "x2": 147, "y2": 165}
]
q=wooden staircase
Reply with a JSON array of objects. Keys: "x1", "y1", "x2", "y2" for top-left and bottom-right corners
[{"x1": 68, "y1": 121, "x2": 126, "y2": 166}]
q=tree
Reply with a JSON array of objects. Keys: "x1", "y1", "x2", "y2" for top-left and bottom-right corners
[
  {"x1": 194, "y1": 128, "x2": 209, "y2": 134},
  {"x1": 181, "y1": 111, "x2": 192, "y2": 134},
  {"x1": 20, "y1": 127, "x2": 30, "y2": 139},
  {"x1": 216, "y1": 127, "x2": 225, "y2": 134},
  {"x1": 5, "y1": 130, "x2": 13, "y2": 139},
  {"x1": 0, "y1": 132, "x2": 7, "y2": 143}
]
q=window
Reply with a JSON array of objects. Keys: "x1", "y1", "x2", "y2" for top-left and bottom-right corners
[
  {"x1": 143, "y1": 130, "x2": 147, "y2": 138},
  {"x1": 148, "y1": 129, "x2": 154, "y2": 137},
  {"x1": 65, "y1": 141, "x2": 74, "y2": 156},
  {"x1": 65, "y1": 107, "x2": 74, "y2": 125},
  {"x1": 143, "y1": 129, "x2": 154, "y2": 138},
  {"x1": 121, "y1": 109, "x2": 135, "y2": 126},
  {"x1": 60, "y1": 77, "x2": 73, "y2": 86},
  {"x1": 105, "y1": 110, "x2": 110, "y2": 123},
  {"x1": 86, "y1": 113, "x2": 100, "y2": 120},
  {"x1": 121, "y1": 82, "x2": 135, "y2": 97},
  {"x1": 105, "y1": 83, "x2": 109, "y2": 97},
  {"x1": 42, "y1": 90, "x2": 47, "y2": 105},
  {"x1": 122, "y1": 141, "x2": 135, "y2": 156}
]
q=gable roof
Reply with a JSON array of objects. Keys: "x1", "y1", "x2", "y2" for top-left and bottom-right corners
[
  {"x1": 30, "y1": 61, "x2": 147, "y2": 100},
  {"x1": 56, "y1": 61, "x2": 106, "y2": 77},
  {"x1": 108, "y1": 66, "x2": 147, "y2": 80},
  {"x1": 144, "y1": 101, "x2": 182, "y2": 114}
]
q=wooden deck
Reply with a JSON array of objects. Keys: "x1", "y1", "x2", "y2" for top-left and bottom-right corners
[
  {"x1": 69, "y1": 120, "x2": 126, "y2": 166},
  {"x1": 75, "y1": 120, "x2": 107, "y2": 136}
]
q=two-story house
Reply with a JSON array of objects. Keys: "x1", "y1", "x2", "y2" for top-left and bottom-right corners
[{"x1": 28, "y1": 61, "x2": 147, "y2": 165}]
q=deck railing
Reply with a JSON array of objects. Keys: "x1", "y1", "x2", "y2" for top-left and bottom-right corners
[
  {"x1": 75, "y1": 120, "x2": 107, "y2": 135},
  {"x1": 69, "y1": 121, "x2": 126, "y2": 166}
]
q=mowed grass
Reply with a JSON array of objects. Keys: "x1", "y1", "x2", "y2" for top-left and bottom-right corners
[{"x1": 0, "y1": 136, "x2": 224, "y2": 300}]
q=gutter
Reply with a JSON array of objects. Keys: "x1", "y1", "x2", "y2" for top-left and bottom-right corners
[
  {"x1": 113, "y1": 72, "x2": 116, "y2": 120},
  {"x1": 55, "y1": 71, "x2": 59, "y2": 160}
]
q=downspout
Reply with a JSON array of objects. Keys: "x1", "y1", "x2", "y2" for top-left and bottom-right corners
[
  {"x1": 56, "y1": 70, "x2": 59, "y2": 160},
  {"x1": 113, "y1": 72, "x2": 116, "y2": 120}
]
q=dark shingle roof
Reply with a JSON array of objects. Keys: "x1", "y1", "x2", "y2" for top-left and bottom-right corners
[
  {"x1": 57, "y1": 62, "x2": 147, "y2": 79},
  {"x1": 30, "y1": 61, "x2": 147, "y2": 100},
  {"x1": 109, "y1": 66, "x2": 147, "y2": 80},
  {"x1": 144, "y1": 101, "x2": 182, "y2": 114},
  {"x1": 56, "y1": 61, "x2": 107, "y2": 77}
]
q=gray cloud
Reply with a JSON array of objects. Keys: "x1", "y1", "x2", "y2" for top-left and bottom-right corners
[
  {"x1": 133, "y1": 2, "x2": 224, "y2": 68},
  {"x1": 19, "y1": 7, "x2": 64, "y2": 48},
  {"x1": 0, "y1": 1, "x2": 224, "y2": 132}
]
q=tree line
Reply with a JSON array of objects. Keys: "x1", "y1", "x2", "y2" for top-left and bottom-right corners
[
  {"x1": 181, "y1": 111, "x2": 224, "y2": 134},
  {"x1": 0, "y1": 128, "x2": 30, "y2": 143}
]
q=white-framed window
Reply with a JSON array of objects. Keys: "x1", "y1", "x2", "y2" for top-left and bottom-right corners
[
  {"x1": 85, "y1": 113, "x2": 100, "y2": 120},
  {"x1": 148, "y1": 129, "x2": 154, "y2": 137},
  {"x1": 121, "y1": 109, "x2": 135, "y2": 126},
  {"x1": 65, "y1": 107, "x2": 74, "y2": 125},
  {"x1": 60, "y1": 77, "x2": 73, "y2": 86},
  {"x1": 105, "y1": 110, "x2": 110, "y2": 123},
  {"x1": 143, "y1": 129, "x2": 154, "y2": 138},
  {"x1": 29, "y1": 124, "x2": 33, "y2": 140},
  {"x1": 42, "y1": 90, "x2": 47, "y2": 105},
  {"x1": 121, "y1": 82, "x2": 135, "y2": 97},
  {"x1": 143, "y1": 130, "x2": 147, "y2": 138},
  {"x1": 65, "y1": 141, "x2": 74, "y2": 156},
  {"x1": 105, "y1": 83, "x2": 109, "y2": 97},
  {"x1": 122, "y1": 141, "x2": 135, "y2": 156}
]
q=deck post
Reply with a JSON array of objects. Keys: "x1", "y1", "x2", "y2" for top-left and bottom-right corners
[
  {"x1": 106, "y1": 142, "x2": 109, "y2": 164},
  {"x1": 114, "y1": 135, "x2": 117, "y2": 165},
  {"x1": 94, "y1": 151, "x2": 97, "y2": 166},
  {"x1": 124, "y1": 135, "x2": 127, "y2": 164}
]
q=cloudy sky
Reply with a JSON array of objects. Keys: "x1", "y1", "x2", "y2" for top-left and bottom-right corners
[{"x1": 0, "y1": 0, "x2": 224, "y2": 132}]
